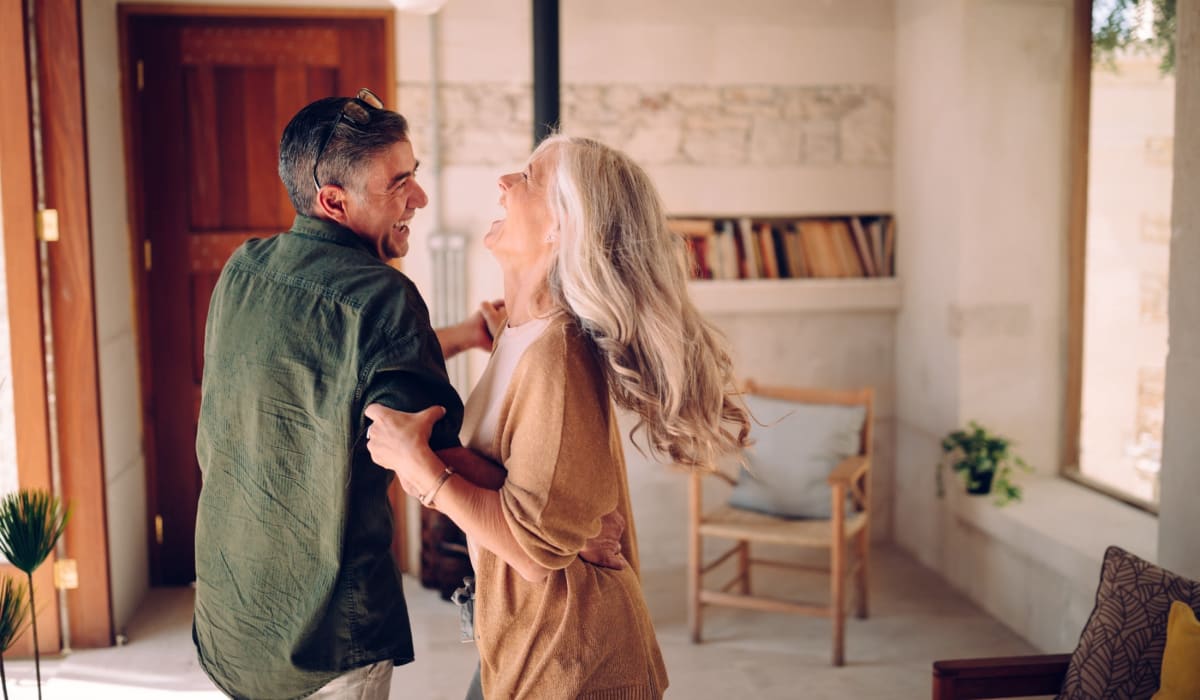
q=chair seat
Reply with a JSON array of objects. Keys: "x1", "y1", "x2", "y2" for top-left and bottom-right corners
[{"x1": 699, "y1": 505, "x2": 867, "y2": 546}]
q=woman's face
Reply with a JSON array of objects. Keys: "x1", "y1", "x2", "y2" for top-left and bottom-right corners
[{"x1": 486, "y1": 148, "x2": 557, "y2": 268}]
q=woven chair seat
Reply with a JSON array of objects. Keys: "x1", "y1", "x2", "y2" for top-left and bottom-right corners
[{"x1": 699, "y1": 505, "x2": 867, "y2": 546}]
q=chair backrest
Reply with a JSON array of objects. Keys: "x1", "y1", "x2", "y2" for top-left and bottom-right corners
[{"x1": 742, "y1": 379, "x2": 875, "y2": 460}]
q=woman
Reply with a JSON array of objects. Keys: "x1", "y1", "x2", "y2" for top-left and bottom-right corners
[{"x1": 365, "y1": 135, "x2": 751, "y2": 699}]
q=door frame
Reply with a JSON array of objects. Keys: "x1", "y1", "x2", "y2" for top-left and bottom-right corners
[
  {"x1": 2, "y1": 0, "x2": 114, "y2": 649},
  {"x1": 0, "y1": 0, "x2": 60, "y2": 657},
  {"x1": 117, "y1": 4, "x2": 401, "y2": 584}
]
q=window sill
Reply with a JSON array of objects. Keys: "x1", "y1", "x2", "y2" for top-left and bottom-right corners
[{"x1": 949, "y1": 475, "x2": 1158, "y2": 590}]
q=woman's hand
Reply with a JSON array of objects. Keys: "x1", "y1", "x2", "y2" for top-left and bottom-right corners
[
  {"x1": 364, "y1": 403, "x2": 447, "y2": 497},
  {"x1": 579, "y1": 509, "x2": 627, "y2": 570}
]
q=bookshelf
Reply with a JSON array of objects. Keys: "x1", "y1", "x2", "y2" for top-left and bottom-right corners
[
  {"x1": 670, "y1": 214, "x2": 899, "y2": 315},
  {"x1": 670, "y1": 214, "x2": 896, "y2": 282}
]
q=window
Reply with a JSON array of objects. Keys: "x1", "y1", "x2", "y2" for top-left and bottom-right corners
[{"x1": 1066, "y1": 0, "x2": 1176, "y2": 509}]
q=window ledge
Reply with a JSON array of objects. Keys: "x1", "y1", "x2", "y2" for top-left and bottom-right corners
[{"x1": 949, "y1": 475, "x2": 1158, "y2": 590}]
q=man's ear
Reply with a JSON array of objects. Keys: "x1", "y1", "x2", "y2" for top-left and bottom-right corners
[{"x1": 314, "y1": 185, "x2": 351, "y2": 225}]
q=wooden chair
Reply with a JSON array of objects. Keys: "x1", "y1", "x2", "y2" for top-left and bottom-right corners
[
  {"x1": 931, "y1": 654, "x2": 1071, "y2": 699},
  {"x1": 688, "y1": 380, "x2": 874, "y2": 666}
]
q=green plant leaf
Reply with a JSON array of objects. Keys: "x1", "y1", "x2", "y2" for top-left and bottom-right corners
[
  {"x1": 1093, "y1": 0, "x2": 1176, "y2": 74},
  {"x1": 0, "y1": 576, "x2": 28, "y2": 653},
  {"x1": 937, "y1": 422, "x2": 1029, "y2": 506},
  {"x1": 0, "y1": 490, "x2": 71, "y2": 575}
]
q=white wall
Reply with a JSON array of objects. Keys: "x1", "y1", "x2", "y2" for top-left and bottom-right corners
[
  {"x1": 1159, "y1": 0, "x2": 1200, "y2": 581},
  {"x1": 82, "y1": 0, "x2": 168, "y2": 635},
  {"x1": 81, "y1": 0, "x2": 900, "y2": 594},
  {"x1": 893, "y1": 0, "x2": 1086, "y2": 651},
  {"x1": 894, "y1": 0, "x2": 1200, "y2": 653}
]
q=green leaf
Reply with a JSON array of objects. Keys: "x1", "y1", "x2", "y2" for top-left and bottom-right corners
[
  {"x1": 0, "y1": 490, "x2": 71, "y2": 575},
  {"x1": 1093, "y1": 0, "x2": 1176, "y2": 74},
  {"x1": 936, "y1": 422, "x2": 1030, "y2": 506},
  {"x1": 0, "y1": 576, "x2": 28, "y2": 652}
]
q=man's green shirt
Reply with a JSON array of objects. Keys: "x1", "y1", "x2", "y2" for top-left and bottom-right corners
[{"x1": 194, "y1": 215, "x2": 463, "y2": 700}]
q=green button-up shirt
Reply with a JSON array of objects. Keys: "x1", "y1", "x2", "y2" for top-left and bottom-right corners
[{"x1": 194, "y1": 214, "x2": 462, "y2": 700}]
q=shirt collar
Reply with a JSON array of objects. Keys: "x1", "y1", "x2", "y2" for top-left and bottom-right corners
[{"x1": 289, "y1": 214, "x2": 376, "y2": 257}]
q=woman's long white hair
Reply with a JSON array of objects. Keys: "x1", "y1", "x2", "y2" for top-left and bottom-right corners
[{"x1": 536, "y1": 135, "x2": 750, "y2": 468}]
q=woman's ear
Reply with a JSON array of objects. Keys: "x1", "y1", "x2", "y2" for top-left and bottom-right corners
[{"x1": 315, "y1": 185, "x2": 350, "y2": 225}]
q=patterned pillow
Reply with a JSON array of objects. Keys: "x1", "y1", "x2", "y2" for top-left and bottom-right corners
[{"x1": 1058, "y1": 546, "x2": 1200, "y2": 700}]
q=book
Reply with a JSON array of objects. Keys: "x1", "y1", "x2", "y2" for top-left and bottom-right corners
[
  {"x1": 850, "y1": 217, "x2": 877, "y2": 277},
  {"x1": 798, "y1": 220, "x2": 836, "y2": 278},
  {"x1": 757, "y1": 222, "x2": 779, "y2": 279},
  {"x1": 828, "y1": 219, "x2": 864, "y2": 277},
  {"x1": 669, "y1": 219, "x2": 714, "y2": 279},
  {"x1": 738, "y1": 218, "x2": 760, "y2": 279},
  {"x1": 708, "y1": 220, "x2": 727, "y2": 280},
  {"x1": 771, "y1": 225, "x2": 792, "y2": 278},
  {"x1": 710, "y1": 222, "x2": 729, "y2": 282},
  {"x1": 784, "y1": 225, "x2": 807, "y2": 278},
  {"x1": 882, "y1": 216, "x2": 895, "y2": 276},
  {"x1": 669, "y1": 218, "x2": 716, "y2": 237},
  {"x1": 868, "y1": 218, "x2": 884, "y2": 277}
]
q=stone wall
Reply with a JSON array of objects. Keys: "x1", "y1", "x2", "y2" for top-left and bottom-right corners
[{"x1": 399, "y1": 81, "x2": 893, "y2": 169}]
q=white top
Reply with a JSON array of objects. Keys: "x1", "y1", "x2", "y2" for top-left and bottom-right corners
[
  {"x1": 460, "y1": 316, "x2": 553, "y2": 567},
  {"x1": 462, "y1": 316, "x2": 553, "y2": 455}
]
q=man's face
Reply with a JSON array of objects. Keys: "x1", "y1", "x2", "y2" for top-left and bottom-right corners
[{"x1": 343, "y1": 139, "x2": 428, "y2": 261}]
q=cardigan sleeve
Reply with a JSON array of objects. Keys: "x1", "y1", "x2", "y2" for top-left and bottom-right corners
[{"x1": 497, "y1": 324, "x2": 620, "y2": 571}]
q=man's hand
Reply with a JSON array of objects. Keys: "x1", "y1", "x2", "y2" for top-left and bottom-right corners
[
  {"x1": 579, "y1": 509, "x2": 627, "y2": 570},
  {"x1": 435, "y1": 299, "x2": 506, "y2": 359},
  {"x1": 364, "y1": 403, "x2": 446, "y2": 496},
  {"x1": 477, "y1": 299, "x2": 506, "y2": 342}
]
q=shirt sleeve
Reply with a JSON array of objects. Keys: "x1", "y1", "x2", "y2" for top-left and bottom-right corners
[
  {"x1": 498, "y1": 326, "x2": 619, "y2": 570},
  {"x1": 360, "y1": 329, "x2": 464, "y2": 451}
]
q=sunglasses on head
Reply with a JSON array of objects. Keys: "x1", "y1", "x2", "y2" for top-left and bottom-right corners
[{"x1": 312, "y1": 87, "x2": 384, "y2": 192}]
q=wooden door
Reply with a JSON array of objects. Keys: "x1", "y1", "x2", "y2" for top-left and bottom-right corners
[{"x1": 124, "y1": 10, "x2": 392, "y2": 585}]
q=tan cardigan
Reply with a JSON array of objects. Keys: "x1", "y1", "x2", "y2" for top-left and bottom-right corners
[{"x1": 467, "y1": 315, "x2": 668, "y2": 700}]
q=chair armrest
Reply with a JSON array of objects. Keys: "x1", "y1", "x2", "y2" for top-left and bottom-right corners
[
  {"x1": 931, "y1": 654, "x2": 1070, "y2": 700},
  {"x1": 827, "y1": 455, "x2": 869, "y2": 486}
]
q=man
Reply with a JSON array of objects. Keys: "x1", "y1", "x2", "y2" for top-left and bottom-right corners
[{"x1": 193, "y1": 90, "x2": 500, "y2": 700}]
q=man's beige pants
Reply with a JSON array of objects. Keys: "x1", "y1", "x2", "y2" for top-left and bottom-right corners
[{"x1": 309, "y1": 660, "x2": 393, "y2": 699}]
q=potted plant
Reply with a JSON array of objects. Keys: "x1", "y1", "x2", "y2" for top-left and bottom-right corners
[{"x1": 937, "y1": 421, "x2": 1031, "y2": 506}]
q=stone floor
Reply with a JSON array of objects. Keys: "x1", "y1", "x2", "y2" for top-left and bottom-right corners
[{"x1": 0, "y1": 545, "x2": 1041, "y2": 699}]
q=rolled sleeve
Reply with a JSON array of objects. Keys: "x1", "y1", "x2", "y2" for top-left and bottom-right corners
[{"x1": 360, "y1": 333, "x2": 464, "y2": 451}]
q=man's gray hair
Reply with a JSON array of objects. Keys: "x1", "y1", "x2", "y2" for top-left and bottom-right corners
[{"x1": 278, "y1": 96, "x2": 409, "y2": 214}]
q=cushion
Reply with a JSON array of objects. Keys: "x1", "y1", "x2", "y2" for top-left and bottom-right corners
[
  {"x1": 1151, "y1": 601, "x2": 1200, "y2": 699},
  {"x1": 727, "y1": 393, "x2": 865, "y2": 519},
  {"x1": 1058, "y1": 546, "x2": 1200, "y2": 700}
]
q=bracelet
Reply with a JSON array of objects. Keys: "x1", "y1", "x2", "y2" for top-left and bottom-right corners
[{"x1": 418, "y1": 468, "x2": 455, "y2": 508}]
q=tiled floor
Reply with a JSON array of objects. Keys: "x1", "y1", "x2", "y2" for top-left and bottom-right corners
[{"x1": 1, "y1": 545, "x2": 1039, "y2": 699}]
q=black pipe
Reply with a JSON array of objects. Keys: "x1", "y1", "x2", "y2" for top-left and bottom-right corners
[{"x1": 532, "y1": 0, "x2": 559, "y2": 146}]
